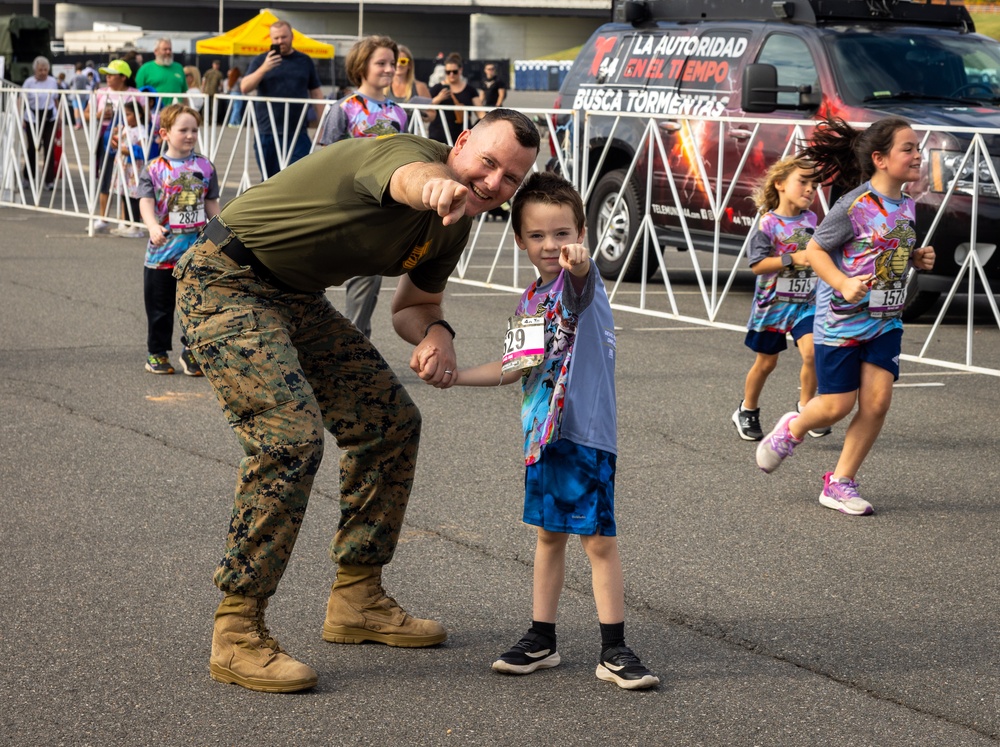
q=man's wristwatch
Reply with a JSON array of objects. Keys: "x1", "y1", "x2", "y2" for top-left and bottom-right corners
[
  {"x1": 424, "y1": 319, "x2": 456, "y2": 339},
  {"x1": 781, "y1": 252, "x2": 795, "y2": 268}
]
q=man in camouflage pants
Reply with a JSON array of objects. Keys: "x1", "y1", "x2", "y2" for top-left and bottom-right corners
[{"x1": 175, "y1": 109, "x2": 539, "y2": 693}]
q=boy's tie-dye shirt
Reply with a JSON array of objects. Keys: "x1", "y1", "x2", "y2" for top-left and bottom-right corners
[
  {"x1": 745, "y1": 210, "x2": 818, "y2": 334},
  {"x1": 516, "y1": 262, "x2": 617, "y2": 465},
  {"x1": 136, "y1": 153, "x2": 219, "y2": 270},
  {"x1": 812, "y1": 182, "x2": 916, "y2": 346}
]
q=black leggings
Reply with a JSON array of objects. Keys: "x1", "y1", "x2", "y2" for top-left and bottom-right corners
[{"x1": 144, "y1": 265, "x2": 186, "y2": 354}]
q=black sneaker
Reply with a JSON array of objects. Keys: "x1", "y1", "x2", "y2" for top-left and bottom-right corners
[
  {"x1": 732, "y1": 403, "x2": 763, "y2": 441},
  {"x1": 491, "y1": 630, "x2": 561, "y2": 675},
  {"x1": 596, "y1": 644, "x2": 659, "y2": 690},
  {"x1": 179, "y1": 347, "x2": 203, "y2": 377}
]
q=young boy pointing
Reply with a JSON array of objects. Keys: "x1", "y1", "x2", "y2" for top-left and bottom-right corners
[{"x1": 452, "y1": 172, "x2": 658, "y2": 690}]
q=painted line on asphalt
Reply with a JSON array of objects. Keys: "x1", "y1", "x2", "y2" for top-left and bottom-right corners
[{"x1": 632, "y1": 326, "x2": 732, "y2": 332}]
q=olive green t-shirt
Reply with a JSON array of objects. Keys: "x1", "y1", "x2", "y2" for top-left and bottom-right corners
[{"x1": 220, "y1": 134, "x2": 473, "y2": 294}]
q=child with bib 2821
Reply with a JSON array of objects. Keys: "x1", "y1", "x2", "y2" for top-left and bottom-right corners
[
  {"x1": 450, "y1": 171, "x2": 658, "y2": 690},
  {"x1": 733, "y1": 156, "x2": 830, "y2": 442},
  {"x1": 137, "y1": 103, "x2": 220, "y2": 376}
]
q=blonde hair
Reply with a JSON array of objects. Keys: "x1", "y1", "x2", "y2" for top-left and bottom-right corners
[
  {"x1": 183, "y1": 65, "x2": 201, "y2": 89},
  {"x1": 387, "y1": 43, "x2": 415, "y2": 99},
  {"x1": 752, "y1": 155, "x2": 817, "y2": 213},
  {"x1": 159, "y1": 102, "x2": 203, "y2": 130}
]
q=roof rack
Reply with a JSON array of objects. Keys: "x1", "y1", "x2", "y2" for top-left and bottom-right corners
[{"x1": 613, "y1": 0, "x2": 973, "y2": 31}]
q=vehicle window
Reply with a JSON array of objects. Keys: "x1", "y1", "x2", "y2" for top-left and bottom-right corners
[
  {"x1": 827, "y1": 30, "x2": 1000, "y2": 104},
  {"x1": 962, "y1": 49, "x2": 1000, "y2": 92},
  {"x1": 757, "y1": 33, "x2": 818, "y2": 106}
]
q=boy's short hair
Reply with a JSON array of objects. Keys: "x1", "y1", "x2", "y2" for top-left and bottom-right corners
[
  {"x1": 511, "y1": 171, "x2": 585, "y2": 237},
  {"x1": 158, "y1": 103, "x2": 202, "y2": 131}
]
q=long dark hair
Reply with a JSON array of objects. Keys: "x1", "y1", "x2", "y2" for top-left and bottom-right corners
[{"x1": 800, "y1": 115, "x2": 911, "y2": 191}]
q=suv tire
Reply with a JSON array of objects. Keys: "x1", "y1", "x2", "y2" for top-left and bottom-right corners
[{"x1": 589, "y1": 169, "x2": 655, "y2": 282}]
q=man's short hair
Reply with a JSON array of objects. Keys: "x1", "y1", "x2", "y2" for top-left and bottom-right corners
[
  {"x1": 270, "y1": 20, "x2": 292, "y2": 34},
  {"x1": 477, "y1": 108, "x2": 540, "y2": 153}
]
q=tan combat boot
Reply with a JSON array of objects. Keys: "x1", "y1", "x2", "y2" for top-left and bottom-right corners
[
  {"x1": 210, "y1": 594, "x2": 319, "y2": 693},
  {"x1": 322, "y1": 564, "x2": 447, "y2": 647}
]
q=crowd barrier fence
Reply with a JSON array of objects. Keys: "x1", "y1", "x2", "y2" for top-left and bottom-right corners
[{"x1": 1, "y1": 83, "x2": 997, "y2": 376}]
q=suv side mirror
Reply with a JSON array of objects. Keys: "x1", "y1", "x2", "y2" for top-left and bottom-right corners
[
  {"x1": 742, "y1": 63, "x2": 821, "y2": 112},
  {"x1": 742, "y1": 63, "x2": 780, "y2": 112}
]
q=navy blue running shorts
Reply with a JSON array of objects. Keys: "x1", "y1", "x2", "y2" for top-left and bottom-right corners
[
  {"x1": 523, "y1": 439, "x2": 616, "y2": 536},
  {"x1": 816, "y1": 328, "x2": 903, "y2": 394},
  {"x1": 744, "y1": 314, "x2": 815, "y2": 355}
]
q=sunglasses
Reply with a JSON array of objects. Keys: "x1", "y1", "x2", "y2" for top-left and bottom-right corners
[
  {"x1": 445, "y1": 69, "x2": 460, "y2": 75},
  {"x1": 397, "y1": 57, "x2": 410, "y2": 65}
]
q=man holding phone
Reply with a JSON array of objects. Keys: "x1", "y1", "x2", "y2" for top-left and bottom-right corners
[{"x1": 240, "y1": 19, "x2": 324, "y2": 180}]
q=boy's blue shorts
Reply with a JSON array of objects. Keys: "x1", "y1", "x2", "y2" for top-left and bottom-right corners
[
  {"x1": 816, "y1": 328, "x2": 903, "y2": 394},
  {"x1": 744, "y1": 314, "x2": 815, "y2": 355},
  {"x1": 523, "y1": 439, "x2": 616, "y2": 536}
]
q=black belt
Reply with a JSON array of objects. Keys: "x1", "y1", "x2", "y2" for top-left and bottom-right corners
[{"x1": 203, "y1": 217, "x2": 305, "y2": 294}]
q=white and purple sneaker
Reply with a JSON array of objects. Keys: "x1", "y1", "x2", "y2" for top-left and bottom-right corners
[
  {"x1": 819, "y1": 472, "x2": 874, "y2": 515},
  {"x1": 755, "y1": 411, "x2": 803, "y2": 473}
]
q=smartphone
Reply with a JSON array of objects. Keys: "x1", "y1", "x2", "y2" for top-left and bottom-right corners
[{"x1": 269, "y1": 43, "x2": 281, "y2": 55}]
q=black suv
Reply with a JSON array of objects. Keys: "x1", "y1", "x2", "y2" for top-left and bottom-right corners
[{"x1": 553, "y1": 0, "x2": 1000, "y2": 319}]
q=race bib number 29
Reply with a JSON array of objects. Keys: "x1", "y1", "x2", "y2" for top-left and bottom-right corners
[{"x1": 501, "y1": 315, "x2": 545, "y2": 373}]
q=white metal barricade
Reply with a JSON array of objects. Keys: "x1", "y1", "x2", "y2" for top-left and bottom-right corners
[{"x1": 2, "y1": 82, "x2": 997, "y2": 375}]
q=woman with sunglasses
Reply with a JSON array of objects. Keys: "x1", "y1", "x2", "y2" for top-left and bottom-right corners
[
  {"x1": 386, "y1": 44, "x2": 435, "y2": 133},
  {"x1": 427, "y1": 52, "x2": 481, "y2": 145},
  {"x1": 387, "y1": 45, "x2": 431, "y2": 102}
]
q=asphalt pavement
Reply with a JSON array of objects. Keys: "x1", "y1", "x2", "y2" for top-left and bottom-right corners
[{"x1": 1, "y1": 201, "x2": 997, "y2": 747}]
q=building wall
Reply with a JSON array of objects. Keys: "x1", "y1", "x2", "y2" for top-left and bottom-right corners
[
  {"x1": 276, "y1": 9, "x2": 474, "y2": 60},
  {"x1": 470, "y1": 13, "x2": 602, "y2": 61}
]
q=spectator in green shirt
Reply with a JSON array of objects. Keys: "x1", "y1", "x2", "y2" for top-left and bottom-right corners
[{"x1": 135, "y1": 38, "x2": 185, "y2": 105}]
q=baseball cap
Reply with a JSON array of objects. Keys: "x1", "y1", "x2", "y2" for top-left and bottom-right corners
[{"x1": 99, "y1": 59, "x2": 132, "y2": 77}]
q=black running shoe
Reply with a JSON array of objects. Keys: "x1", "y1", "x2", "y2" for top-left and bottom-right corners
[
  {"x1": 491, "y1": 630, "x2": 560, "y2": 675},
  {"x1": 732, "y1": 403, "x2": 763, "y2": 441},
  {"x1": 596, "y1": 644, "x2": 659, "y2": 690},
  {"x1": 179, "y1": 347, "x2": 203, "y2": 377}
]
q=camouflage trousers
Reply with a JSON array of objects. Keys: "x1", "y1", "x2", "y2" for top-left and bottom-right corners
[{"x1": 174, "y1": 237, "x2": 421, "y2": 599}]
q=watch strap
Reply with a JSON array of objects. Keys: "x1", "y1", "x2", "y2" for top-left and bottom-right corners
[{"x1": 424, "y1": 319, "x2": 456, "y2": 339}]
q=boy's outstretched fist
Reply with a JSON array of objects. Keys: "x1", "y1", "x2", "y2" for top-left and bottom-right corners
[{"x1": 560, "y1": 243, "x2": 591, "y2": 276}]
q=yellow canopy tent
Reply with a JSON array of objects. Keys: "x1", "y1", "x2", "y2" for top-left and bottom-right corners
[{"x1": 196, "y1": 9, "x2": 334, "y2": 59}]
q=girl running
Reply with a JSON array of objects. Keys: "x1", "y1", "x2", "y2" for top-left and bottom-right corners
[{"x1": 755, "y1": 116, "x2": 936, "y2": 515}]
